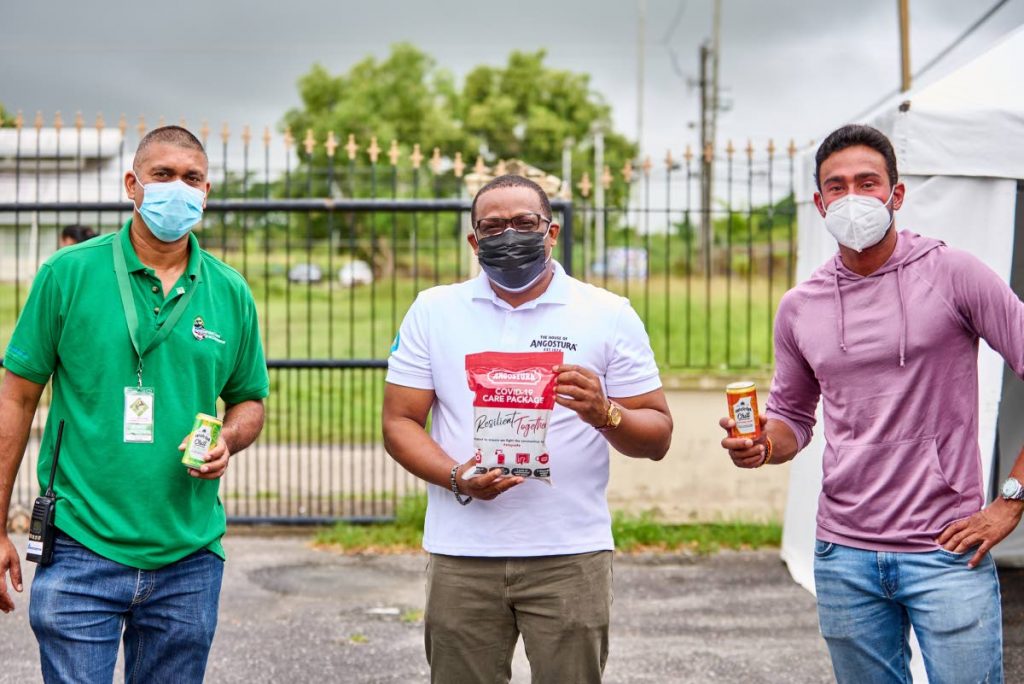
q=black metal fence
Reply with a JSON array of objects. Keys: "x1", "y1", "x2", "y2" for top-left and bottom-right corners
[{"x1": 1, "y1": 115, "x2": 797, "y2": 523}]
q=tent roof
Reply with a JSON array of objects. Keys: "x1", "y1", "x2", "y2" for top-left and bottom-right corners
[{"x1": 864, "y1": 24, "x2": 1024, "y2": 180}]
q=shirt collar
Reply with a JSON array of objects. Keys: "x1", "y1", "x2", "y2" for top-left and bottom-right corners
[
  {"x1": 471, "y1": 260, "x2": 570, "y2": 309},
  {"x1": 118, "y1": 219, "x2": 203, "y2": 281}
]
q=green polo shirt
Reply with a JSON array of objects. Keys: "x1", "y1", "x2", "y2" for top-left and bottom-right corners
[{"x1": 3, "y1": 221, "x2": 269, "y2": 569}]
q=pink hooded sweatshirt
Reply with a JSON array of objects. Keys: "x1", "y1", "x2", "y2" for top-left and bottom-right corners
[{"x1": 766, "y1": 230, "x2": 1024, "y2": 551}]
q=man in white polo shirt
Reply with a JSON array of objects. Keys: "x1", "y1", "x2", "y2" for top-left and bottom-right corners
[{"x1": 383, "y1": 174, "x2": 673, "y2": 683}]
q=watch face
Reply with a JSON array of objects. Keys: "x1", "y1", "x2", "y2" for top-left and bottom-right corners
[{"x1": 1003, "y1": 478, "x2": 1022, "y2": 499}]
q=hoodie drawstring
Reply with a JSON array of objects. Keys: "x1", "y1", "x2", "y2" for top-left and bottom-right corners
[
  {"x1": 833, "y1": 271, "x2": 847, "y2": 352},
  {"x1": 896, "y1": 263, "x2": 907, "y2": 367},
  {"x1": 833, "y1": 264, "x2": 908, "y2": 367}
]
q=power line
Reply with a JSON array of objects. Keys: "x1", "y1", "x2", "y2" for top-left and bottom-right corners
[{"x1": 849, "y1": 0, "x2": 1014, "y2": 121}]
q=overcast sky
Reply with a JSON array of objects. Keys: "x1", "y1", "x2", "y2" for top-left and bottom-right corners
[{"x1": 3, "y1": 0, "x2": 1024, "y2": 168}]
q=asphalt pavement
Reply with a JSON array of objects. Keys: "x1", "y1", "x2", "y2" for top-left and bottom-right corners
[{"x1": 1, "y1": 532, "x2": 1021, "y2": 683}]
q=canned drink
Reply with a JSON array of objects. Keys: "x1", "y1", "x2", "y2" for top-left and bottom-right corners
[
  {"x1": 182, "y1": 413, "x2": 223, "y2": 469},
  {"x1": 726, "y1": 382, "x2": 762, "y2": 440}
]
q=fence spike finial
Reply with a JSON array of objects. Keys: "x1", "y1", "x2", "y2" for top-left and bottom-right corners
[
  {"x1": 577, "y1": 171, "x2": 592, "y2": 198},
  {"x1": 303, "y1": 128, "x2": 316, "y2": 156},
  {"x1": 367, "y1": 136, "x2": 381, "y2": 163},
  {"x1": 767, "y1": 138, "x2": 776, "y2": 156},
  {"x1": 726, "y1": 140, "x2": 735, "y2": 158},
  {"x1": 221, "y1": 123, "x2": 231, "y2": 145},
  {"x1": 263, "y1": 126, "x2": 272, "y2": 148},
  {"x1": 494, "y1": 159, "x2": 506, "y2": 176},
  {"x1": 430, "y1": 147, "x2": 442, "y2": 174},
  {"x1": 453, "y1": 151, "x2": 465, "y2": 178},
  {"x1": 95, "y1": 113, "x2": 105, "y2": 132},
  {"x1": 199, "y1": 120, "x2": 210, "y2": 144},
  {"x1": 388, "y1": 139, "x2": 400, "y2": 166},
  {"x1": 325, "y1": 131, "x2": 338, "y2": 158},
  {"x1": 179, "y1": 117, "x2": 187, "y2": 128},
  {"x1": 601, "y1": 164, "x2": 613, "y2": 190},
  {"x1": 788, "y1": 139, "x2": 797, "y2": 158},
  {"x1": 664, "y1": 149, "x2": 674, "y2": 170},
  {"x1": 621, "y1": 159, "x2": 634, "y2": 184},
  {"x1": 703, "y1": 143, "x2": 713, "y2": 164},
  {"x1": 158, "y1": 115, "x2": 166, "y2": 128},
  {"x1": 118, "y1": 114, "x2": 127, "y2": 137},
  {"x1": 15, "y1": 110, "x2": 24, "y2": 130},
  {"x1": 136, "y1": 115, "x2": 146, "y2": 137},
  {"x1": 410, "y1": 144, "x2": 423, "y2": 169},
  {"x1": 684, "y1": 144, "x2": 693, "y2": 163},
  {"x1": 642, "y1": 155, "x2": 652, "y2": 177},
  {"x1": 473, "y1": 155, "x2": 486, "y2": 176},
  {"x1": 33, "y1": 111, "x2": 43, "y2": 131},
  {"x1": 241, "y1": 124, "x2": 252, "y2": 146},
  {"x1": 345, "y1": 133, "x2": 358, "y2": 160},
  {"x1": 283, "y1": 127, "x2": 294, "y2": 149},
  {"x1": 54, "y1": 111, "x2": 63, "y2": 132},
  {"x1": 745, "y1": 139, "x2": 754, "y2": 160}
]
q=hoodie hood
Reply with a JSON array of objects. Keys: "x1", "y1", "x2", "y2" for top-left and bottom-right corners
[{"x1": 823, "y1": 230, "x2": 944, "y2": 367}]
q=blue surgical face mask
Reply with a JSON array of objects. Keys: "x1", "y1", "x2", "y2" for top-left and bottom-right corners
[{"x1": 132, "y1": 172, "x2": 206, "y2": 242}]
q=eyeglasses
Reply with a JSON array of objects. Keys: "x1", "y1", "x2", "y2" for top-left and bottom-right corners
[{"x1": 474, "y1": 212, "x2": 551, "y2": 239}]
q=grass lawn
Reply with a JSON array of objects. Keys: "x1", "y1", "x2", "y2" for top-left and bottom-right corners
[
  {"x1": 314, "y1": 495, "x2": 783, "y2": 554},
  {"x1": 2, "y1": 249, "x2": 789, "y2": 442}
]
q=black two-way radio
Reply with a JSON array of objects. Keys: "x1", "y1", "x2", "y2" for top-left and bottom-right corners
[{"x1": 26, "y1": 419, "x2": 65, "y2": 565}]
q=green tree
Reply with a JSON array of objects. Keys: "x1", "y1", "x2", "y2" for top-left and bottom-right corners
[
  {"x1": 0, "y1": 103, "x2": 13, "y2": 127},
  {"x1": 282, "y1": 44, "x2": 635, "y2": 199}
]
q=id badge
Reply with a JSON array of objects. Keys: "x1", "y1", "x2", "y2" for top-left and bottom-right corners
[{"x1": 124, "y1": 387, "x2": 155, "y2": 443}]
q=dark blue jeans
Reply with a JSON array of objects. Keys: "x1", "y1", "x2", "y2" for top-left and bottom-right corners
[{"x1": 29, "y1": 532, "x2": 224, "y2": 683}]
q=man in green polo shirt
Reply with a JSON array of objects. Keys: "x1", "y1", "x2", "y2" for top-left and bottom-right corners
[{"x1": 0, "y1": 125, "x2": 269, "y2": 683}]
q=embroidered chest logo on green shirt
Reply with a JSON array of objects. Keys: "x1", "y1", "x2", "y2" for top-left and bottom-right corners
[{"x1": 192, "y1": 316, "x2": 226, "y2": 344}]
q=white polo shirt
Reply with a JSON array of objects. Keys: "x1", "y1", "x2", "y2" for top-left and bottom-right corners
[{"x1": 386, "y1": 261, "x2": 662, "y2": 557}]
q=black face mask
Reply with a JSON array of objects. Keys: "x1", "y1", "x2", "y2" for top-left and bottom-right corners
[{"x1": 477, "y1": 229, "x2": 549, "y2": 292}]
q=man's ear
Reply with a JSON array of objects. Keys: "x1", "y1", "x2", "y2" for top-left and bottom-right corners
[
  {"x1": 547, "y1": 223, "x2": 560, "y2": 248},
  {"x1": 125, "y1": 171, "x2": 140, "y2": 203},
  {"x1": 467, "y1": 232, "x2": 479, "y2": 255},
  {"x1": 813, "y1": 192, "x2": 826, "y2": 218},
  {"x1": 891, "y1": 182, "x2": 906, "y2": 211}
]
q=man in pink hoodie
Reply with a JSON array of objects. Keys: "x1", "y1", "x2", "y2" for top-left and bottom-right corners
[{"x1": 720, "y1": 124, "x2": 1024, "y2": 683}]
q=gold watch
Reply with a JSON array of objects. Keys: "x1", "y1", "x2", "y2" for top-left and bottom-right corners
[{"x1": 596, "y1": 401, "x2": 622, "y2": 432}]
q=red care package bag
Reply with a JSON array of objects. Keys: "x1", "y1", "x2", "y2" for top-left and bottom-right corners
[{"x1": 464, "y1": 351, "x2": 563, "y2": 485}]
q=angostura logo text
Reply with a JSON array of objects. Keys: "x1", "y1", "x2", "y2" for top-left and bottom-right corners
[{"x1": 487, "y1": 369, "x2": 541, "y2": 385}]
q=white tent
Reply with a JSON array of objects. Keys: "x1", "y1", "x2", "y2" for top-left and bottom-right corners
[{"x1": 783, "y1": 24, "x2": 1024, "y2": 681}]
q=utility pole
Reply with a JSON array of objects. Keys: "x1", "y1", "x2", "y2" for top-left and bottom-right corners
[
  {"x1": 699, "y1": 0, "x2": 722, "y2": 274},
  {"x1": 637, "y1": 0, "x2": 647, "y2": 155},
  {"x1": 897, "y1": 0, "x2": 912, "y2": 92},
  {"x1": 699, "y1": 42, "x2": 712, "y2": 273}
]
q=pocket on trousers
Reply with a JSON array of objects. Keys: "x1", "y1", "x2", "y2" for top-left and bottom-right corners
[
  {"x1": 813, "y1": 540, "x2": 835, "y2": 558},
  {"x1": 821, "y1": 436, "x2": 962, "y2": 536}
]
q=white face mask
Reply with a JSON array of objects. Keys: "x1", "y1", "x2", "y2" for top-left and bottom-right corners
[{"x1": 822, "y1": 189, "x2": 895, "y2": 252}]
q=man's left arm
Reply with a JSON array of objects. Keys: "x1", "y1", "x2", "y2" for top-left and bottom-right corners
[
  {"x1": 553, "y1": 301, "x2": 672, "y2": 461},
  {"x1": 554, "y1": 367, "x2": 671, "y2": 460},
  {"x1": 183, "y1": 293, "x2": 269, "y2": 479},
  {"x1": 185, "y1": 399, "x2": 265, "y2": 480},
  {"x1": 938, "y1": 253, "x2": 1024, "y2": 566}
]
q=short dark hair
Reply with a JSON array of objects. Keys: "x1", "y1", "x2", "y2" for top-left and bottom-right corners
[
  {"x1": 135, "y1": 125, "x2": 207, "y2": 168},
  {"x1": 61, "y1": 224, "x2": 98, "y2": 244},
  {"x1": 814, "y1": 124, "x2": 898, "y2": 190},
  {"x1": 471, "y1": 174, "x2": 552, "y2": 225}
]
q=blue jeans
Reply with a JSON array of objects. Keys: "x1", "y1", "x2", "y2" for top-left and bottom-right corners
[
  {"x1": 29, "y1": 532, "x2": 224, "y2": 683},
  {"x1": 813, "y1": 540, "x2": 1003, "y2": 684}
]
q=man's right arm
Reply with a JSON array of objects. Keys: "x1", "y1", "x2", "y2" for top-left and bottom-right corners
[
  {"x1": 0, "y1": 370, "x2": 46, "y2": 613},
  {"x1": 382, "y1": 383, "x2": 523, "y2": 501},
  {"x1": 719, "y1": 294, "x2": 820, "y2": 468}
]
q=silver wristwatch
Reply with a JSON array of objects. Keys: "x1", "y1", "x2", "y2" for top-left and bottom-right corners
[{"x1": 1001, "y1": 476, "x2": 1024, "y2": 501}]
